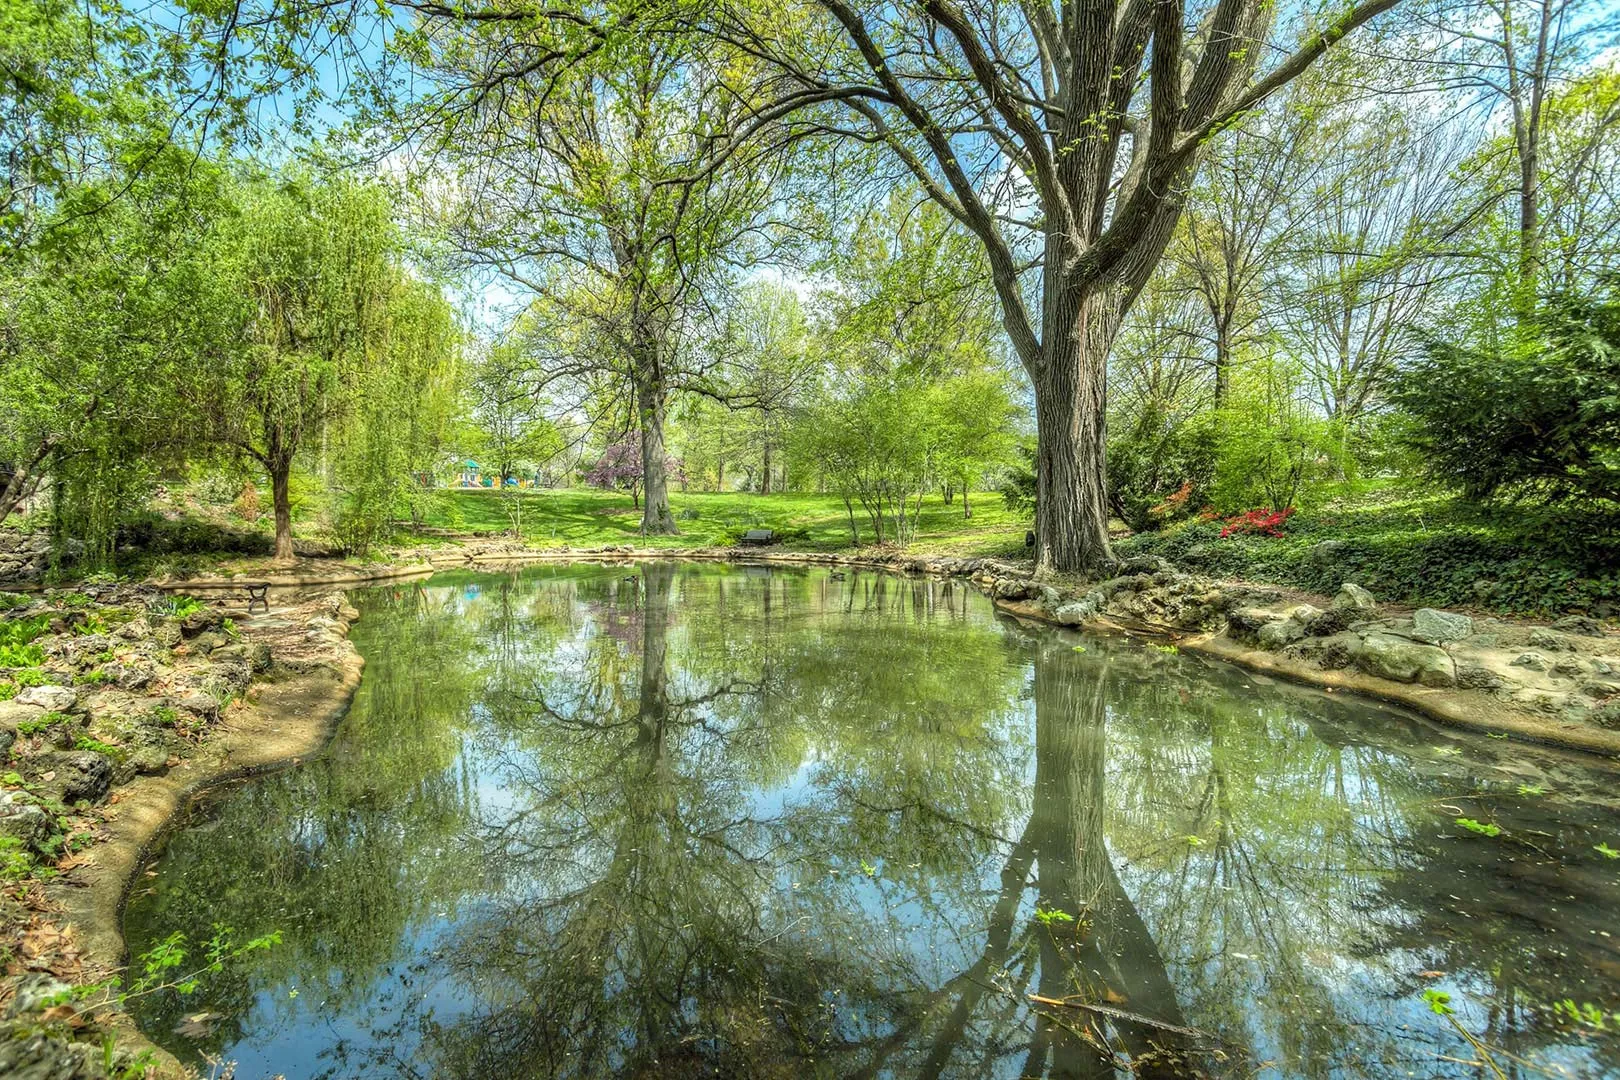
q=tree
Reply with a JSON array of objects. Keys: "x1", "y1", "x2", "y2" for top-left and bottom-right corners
[
  {"x1": 195, "y1": 174, "x2": 432, "y2": 561},
  {"x1": 469, "y1": 342, "x2": 563, "y2": 488},
  {"x1": 586, "y1": 432, "x2": 682, "y2": 510},
  {"x1": 712, "y1": 0, "x2": 1402, "y2": 573},
  {"x1": 0, "y1": 146, "x2": 220, "y2": 542},
  {"x1": 1392, "y1": 281, "x2": 1620, "y2": 506},
  {"x1": 392, "y1": 8, "x2": 814, "y2": 537}
]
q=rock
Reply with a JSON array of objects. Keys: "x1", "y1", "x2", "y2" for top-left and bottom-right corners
[
  {"x1": 180, "y1": 609, "x2": 223, "y2": 637},
  {"x1": 1302, "y1": 607, "x2": 1350, "y2": 636},
  {"x1": 1551, "y1": 656, "x2": 1588, "y2": 678},
  {"x1": 0, "y1": 1025, "x2": 104, "y2": 1079},
  {"x1": 110, "y1": 660, "x2": 157, "y2": 691},
  {"x1": 0, "y1": 699, "x2": 46, "y2": 730},
  {"x1": 190, "y1": 631, "x2": 226, "y2": 654},
  {"x1": 1511, "y1": 652, "x2": 1549, "y2": 671},
  {"x1": 15, "y1": 685, "x2": 76, "y2": 713},
  {"x1": 1553, "y1": 614, "x2": 1606, "y2": 637},
  {"x1": 1287, "y1": 604, "x2": 1324, "y2": 626},
  {"x1": 1332, "y1": 583, "x2": 1379, "y2": 616},
  {"x1": 1054, "y1": 592, "x2": 1104, "y2": 626},
  {"x1": 1308, "y1": 539, "x2": 1346, "y2": 563},
  {"x1": 1529, "y1": 628, "x2": 1574, "y2": 652},
  {"x1": 117, "y1": 615, "x2": 153, "y2": 641},
  {"x1": 1457, "y1": 664, "x2": 1507, "y2": 691},
  {"x1": 151, "y1": 620, "x2": 182, "y2": 648},
  {"x1": 43, "y1": 750, "x2": 112, "y2": 803},
  {"x1": 174, "y1": 690, "x2": 220, "y2": 722},
  {"x1": 1257, "y1": 619, "x2": 1307, "y2": 649},
  {"x1": 5, "y1": 974, "x2": 71, "y2": 1017},
  {"x1": 1038, "y1": 585, "x2": 1062, "y2": 609},
  {"x1": 1357, "y1": 632, "x2": 1455, "y2": 687},
  {"x1": 1315, "y1": 631, "x2": 1365, "y2": 669},
  {"x1": 1226, "y1": 607, "x2": 1284, "y2": 643},
  {"x1": 1411, "y1": 608, "x2": 1473, "y2": 644},
  {"x1": 1118, "y1": 554, "x2": 1172, "y2": 576},
  {"x1": 0, "y1": 795, "x2": 53, "y2": 852}
]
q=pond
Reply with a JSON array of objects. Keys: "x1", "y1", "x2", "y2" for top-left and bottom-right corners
[{"x1": 124, "y1": 562, "x2": 1620, "y2": 1079}]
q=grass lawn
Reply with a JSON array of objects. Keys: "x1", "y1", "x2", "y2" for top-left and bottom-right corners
[{"x1": 423, "y1": 488, "x2": 1031, "y2": 558}]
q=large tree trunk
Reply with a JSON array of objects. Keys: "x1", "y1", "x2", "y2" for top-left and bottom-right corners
[
  {"x1": 760, "y1": 440, "x2": 772, "y2": 495},
  {"x1": 269, "y1": 452, "x2": 295, "y2": 563},
  {"x1": 1031, "y1": 287, "x2": 1119, "y2": 577},
  {"x1": 632, "y1": 344, "x2": 678, "y2": 535}
]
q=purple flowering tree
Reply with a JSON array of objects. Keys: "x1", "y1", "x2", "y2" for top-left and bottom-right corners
[{"x1": 587, "y1": 434, "x2": 683, "y2": 512}]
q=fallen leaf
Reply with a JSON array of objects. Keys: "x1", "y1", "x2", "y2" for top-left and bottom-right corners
[{"x1": 1419, "y1": 970, "x2": 1446, "y2": 978}]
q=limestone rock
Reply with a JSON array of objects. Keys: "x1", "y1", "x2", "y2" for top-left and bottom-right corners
[
  {"x1": 44, "y1": 750, "x2": 112, "y2": 803},
  {"x1": 0, "y1": 794, "x2": 52, "y2": 852},
  {"x1": 1258, "y1": 618, "x2": 1307, "y2": 649},
  {"x1": 1511, "y1": 652, "x2": 1549, "y2": 671},
  {"x1": 1528, "y1": 628, "x2": 1574, "y2": 652},
  {"x1": 1332, "y1": 583, "x2": 1379, "y2": 616},
  {"x1": 1357, "y1": 632, "x2": 1455, "y2": 687},
  {"x1": 1226, "y1": 607, "x2": 1284, "y2": 644},
  {"x1": 1552, "y1": 614, "x2": 1606, "y2": 637},
  {"x1": 1054, "y1": 592, "x2": 1103, "y2": 626},
  {"x1": 15, "y1": 685, "x2": 75, "y2": 713},
  {"x1": 1411, "y1": 608, "x2": 1473, "y2": 644}
]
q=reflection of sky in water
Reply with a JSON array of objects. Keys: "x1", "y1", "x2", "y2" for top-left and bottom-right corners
[{"x1": 126, "y1": 564, "x2": 1620, "y2": 1080}]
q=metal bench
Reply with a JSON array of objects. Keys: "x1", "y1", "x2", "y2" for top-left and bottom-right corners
[
  {"x1": 244, "y1": 582, "x2": 271, "y2": 612},
  {"x1": 738, "y1": 529, "x2": 775, "y2": 546}
]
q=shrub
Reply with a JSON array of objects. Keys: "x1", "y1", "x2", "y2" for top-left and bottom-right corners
[{"x1": 1392, "y1": 282, "x2": 1620, "y2": 507}]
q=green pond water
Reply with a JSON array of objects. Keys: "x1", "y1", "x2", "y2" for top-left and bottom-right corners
[{"x1": 124, "y1": 562, "x2": 1620, "y2": 1079}]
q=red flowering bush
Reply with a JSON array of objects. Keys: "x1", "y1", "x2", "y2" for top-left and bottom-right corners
[{"x1": 1218, "y1": 506, "x2": 1295, "y2": 539}]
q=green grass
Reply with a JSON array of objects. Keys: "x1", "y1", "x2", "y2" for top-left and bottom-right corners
[{"x1": 421, "y1": 488, "x2": 1030, "y2": 558}]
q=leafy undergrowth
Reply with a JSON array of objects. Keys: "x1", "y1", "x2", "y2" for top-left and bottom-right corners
[{"x1": 1117, "y1": 491, "x2": 1619, "y2": 617}]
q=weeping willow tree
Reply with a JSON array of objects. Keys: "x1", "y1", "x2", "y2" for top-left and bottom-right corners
[
  {"x1": 195, "y1": 173, "x2": 461, "y2": 560},
  {"x1": 326, "y1": 273, "x2": 464, "y2": 553}
]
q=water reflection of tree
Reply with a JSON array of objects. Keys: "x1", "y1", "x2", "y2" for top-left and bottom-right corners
[
  {"x1": 127, "y1": 565, "x2": 1620, "y2": 1079},
  {"x1": 125, "y1": 581, "x2": 492, "y2": 1065}
]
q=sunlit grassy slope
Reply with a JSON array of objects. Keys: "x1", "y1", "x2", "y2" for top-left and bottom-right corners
[{"x1": 424, "y1": 488, "x2": 1031, "y2": 558}]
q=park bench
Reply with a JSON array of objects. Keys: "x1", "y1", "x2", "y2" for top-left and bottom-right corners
[
  {"x1": 738, "y1": 529, "x2": 775, "y2": 546},
  {"x1": 244, "y1": 582, "x2": 271, "y2": 613}
]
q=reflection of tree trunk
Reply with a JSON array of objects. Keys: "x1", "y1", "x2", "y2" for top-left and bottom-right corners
[{"x1": 1028, "y1": 644, "x2": 1190, "y2": 1077}]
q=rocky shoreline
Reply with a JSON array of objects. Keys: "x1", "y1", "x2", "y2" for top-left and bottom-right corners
[{"x1": 0, "y1": 583, "x2": 363, "y2": 1079}]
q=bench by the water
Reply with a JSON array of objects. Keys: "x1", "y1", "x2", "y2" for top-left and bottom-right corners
[
  {"x1": 738, "y1": 529, "x2": 775, "y2": 546},
  {"x1": 244, "y1": 582, "x2": 270, "y2": 612}
]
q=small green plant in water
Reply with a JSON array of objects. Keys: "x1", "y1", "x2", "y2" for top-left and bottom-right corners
[
  {"x1": 1552, "y1": 999, "x2": 1616, "y2": 1030},
  {"x1": 1456, "y1": 817, "x2": 1502, "y2": 837},
  {"x1": 1423, "y1": 989, "x2": 1509, "y2": 1079},
  {"x1": 1184, "y1": 834, "x2": 1206, "y2": 846},
  {"x1": 1151, "y1": 643, "x2": 1179, "y2": 655},
  {"x1": 859, "y1": 859, "x2": 878, "y2": 877},
  {"x1": 1071, "y1": 645, "x2": 1086, "y2": 653},
  {"x1": 1516, "y1": 784, "x2": 1545, "y2": 796},
  {"x1": 1595, "y1": 843, "x2": 1620, "y2": 859},
  {"x1": 1034, "y1": 906, "x2": 1075, "y2": 927}
]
